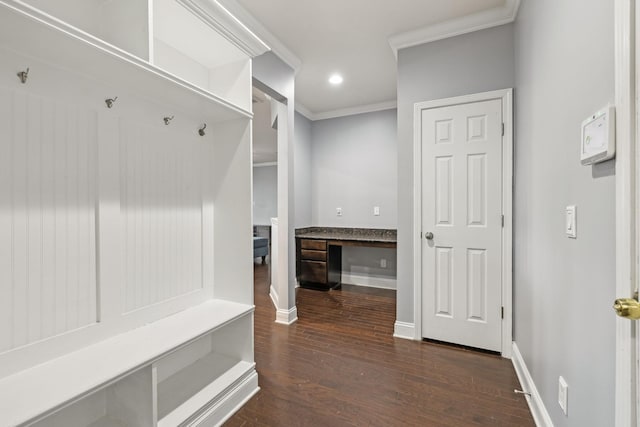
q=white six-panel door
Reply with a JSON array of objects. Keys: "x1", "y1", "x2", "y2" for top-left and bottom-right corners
[{"x1": 421, "y1": 98, "x2": 503, "y2": 352}]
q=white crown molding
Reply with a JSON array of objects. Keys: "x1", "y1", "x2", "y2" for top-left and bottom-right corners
[
  {"x1": 309, "y1": 100, "x2": 397, "y2": 121},
  {"x1": 388, "y1": 0, "x2": 521, "y2": 58},
  {"x1": 294, "y1": 102, "x2": 314, "y2": 121},
  {"x1": 178, "y1": 0, "x2": 270, "y2": 58},
  {"x1": 295, "y1": 100, "x2": 397, "y2": 122},
  {"x1": 215, "y1": 0, "x2": 302, "y2": 72}
]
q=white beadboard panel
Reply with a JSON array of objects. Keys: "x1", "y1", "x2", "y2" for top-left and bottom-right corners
[
  {"x1": 119, "y1": 118, "x2": 204, "y2": 313},
  {"x1": 0, "y1": 88, "x2": 98, "y2": 353}
]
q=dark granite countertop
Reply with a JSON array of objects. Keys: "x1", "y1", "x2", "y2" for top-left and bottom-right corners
[{"x1": 295, "y1": 227, "x2": 397, "y2": 243}]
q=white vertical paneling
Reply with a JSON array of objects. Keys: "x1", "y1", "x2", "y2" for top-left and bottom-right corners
[
  {"x1": 467, "y1": 154, "x2": 487, "y2": 227},
  {"x1": 12, "y1": 92, "x2": 29, "y2": 349},
  {"x1": 467, "y1": 249, "x2": 487, "y2": 321},
  {"x1": 435, "y1": 247, "x2": 453, "y2": 317},
  {"x1": 0, "y1": 90, "x2": 98, "y2": 352},
  {"x1": 26, "y1": 94, "x2": 43, "y2": 344},
  {"x1": 41, "y1": 98, "x2": 56, "y2": 340},
  {"x1": 120, "y1": 119, "x2": 203, "y2": 313},
  {"x1": 53, "y1": 103, "x2": 69, "y2": 336},
  {"x1": 66, "y1": 107, "x2": 80, "y2": 331},
  {"x1": 0, "y1": 89, "x2": 13, "y2": 352},
  {"x1": 435, "y1": 156, "x2": 453, "y2": 225}
]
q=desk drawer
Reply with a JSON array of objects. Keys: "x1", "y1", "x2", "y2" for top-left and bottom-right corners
[
  {"x1": 300, "y1": 249, "x2": 326, "y2": 261},
  {"x1": 300, "y1": 239, "x2": 326, "y2": 250},
  {"x1": 300, "y1": 260, "x2": 327, "y2": 284}
]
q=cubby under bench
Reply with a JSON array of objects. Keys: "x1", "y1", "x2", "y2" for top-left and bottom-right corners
[{"x1": 0, "y1": 300, "x2": 258, "y2": 427}]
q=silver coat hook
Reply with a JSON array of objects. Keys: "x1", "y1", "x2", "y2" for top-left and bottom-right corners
[
  {"x1": 17, "y1": 68, "x2": 29, "y2": 84},
  {"x1": 105, "y1": 97, "x2": 118, "y2": 109},
  {"x1": 164, "y1": 115, "x2": 174, "y2": 125},
  {"x1": 198, "y1": 123, "x2": 207, "y2": 136}
]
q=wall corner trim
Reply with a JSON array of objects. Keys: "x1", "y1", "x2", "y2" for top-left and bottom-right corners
[
  {"x1": 393, "y1": 321, "x2": 416, "y2": 340},
  {"x1": 511, "y1": 342, "x2": 554, "y2": 427},
  {"x1": 275, "y1": 306, "x2": 298, "y2": 325},
  {"x1": 388, "y1": 0, "x2": 521, "y2": 58}
]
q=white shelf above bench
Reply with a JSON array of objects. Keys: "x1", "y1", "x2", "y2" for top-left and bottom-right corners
[
  {"x1": 0, "y1": 299, "x2": 253, "y2": 426},
  {"x1": 0, "y1": 0, "x2": 254, "y2": 122}
]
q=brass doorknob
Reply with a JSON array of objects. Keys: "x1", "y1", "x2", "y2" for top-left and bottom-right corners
[{"x1": 613, "y1": 298, "x2": 640, "y2": 320}]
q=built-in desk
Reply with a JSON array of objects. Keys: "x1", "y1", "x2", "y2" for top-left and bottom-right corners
[{"x1": 295, "y1": 227, "x2": 397, "y2": 290}]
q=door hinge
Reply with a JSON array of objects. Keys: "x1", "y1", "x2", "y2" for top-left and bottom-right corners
[
  {"x1": 502, "y1": 123, "x2": 505, "y2": 136},
  {"x1": 501, "y1": 215, "x2": 504, "y2": 227},
  {"x1": 501, "y1": 306, "x2": 504, "y2": 319}
]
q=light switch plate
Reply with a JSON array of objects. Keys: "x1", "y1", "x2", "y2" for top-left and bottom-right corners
[
  {"x1": 566, "y1": 205, "x2": 577, "y2": 238},
  {"x1": 374, "y1": 206, "x2": 380, "y2": 216},
  {"x1": 336, "y1": 207, "x2": 342, "y2": 217}
]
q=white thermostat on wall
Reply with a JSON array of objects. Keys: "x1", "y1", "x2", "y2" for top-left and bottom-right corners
[{"x1": 581, "y1": 104, "x2": 616, "y2": 165}]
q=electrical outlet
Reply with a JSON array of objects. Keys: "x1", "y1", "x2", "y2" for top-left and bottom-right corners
[
  {"x1": 374, "y1": 206, "x2": 380, "y2": 216},
  {"x1": 380, "y1": 258, "x2": 387, "y2": 268},
  {"x1": 336, "y1": 207, "x2": 342, "y2": 217},
  {"x1": 558, "y1": 376, "x2": 568, "y2": 415}
]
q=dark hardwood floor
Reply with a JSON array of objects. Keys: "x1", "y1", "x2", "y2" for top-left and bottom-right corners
[{"x1": 225, "y1": 263, "x2": 534, "y2": 426}]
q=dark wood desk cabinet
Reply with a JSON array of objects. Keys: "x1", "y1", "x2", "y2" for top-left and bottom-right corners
[
  {"x1": 295, "y1": 227, "x2": 397, "y2": 290},
  {"x1": 297, "y1": 238, "x2": 342, "y2": 289}
]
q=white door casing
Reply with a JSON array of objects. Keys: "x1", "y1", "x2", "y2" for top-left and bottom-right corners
[
  {"x1": 413, "y1": 89, "x2": 513, "y2": 357},
  {"x1": 614, "y1": 0, "x2": 638, "y2": 425},
  {"x1": 421, "y1": 99, "x2": 502, "y2": 352}
]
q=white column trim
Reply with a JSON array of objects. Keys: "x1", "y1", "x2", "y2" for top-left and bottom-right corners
[
  {"x1": 615, "y1": 0, "x2": 638, "y2": 425},
  {"x1": 393, "y1": 322, "x2": 416, "y2": 340},
  {"x1": 275, "y1": 307, "x2": 298, "y2": 325}
]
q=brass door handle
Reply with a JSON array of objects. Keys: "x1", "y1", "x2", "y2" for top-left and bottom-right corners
[{"x1": 613, "y1": 298, "x2": 640, "y2": 319}]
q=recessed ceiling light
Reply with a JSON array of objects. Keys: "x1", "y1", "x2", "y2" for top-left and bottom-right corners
[{"x1": 329, "y1": 74, "x2": 343, "y2": 85}]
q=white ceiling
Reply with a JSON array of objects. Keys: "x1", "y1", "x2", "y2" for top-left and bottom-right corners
[{"x1": 232, "y1": 0, "x2": 512, "y2": 118}]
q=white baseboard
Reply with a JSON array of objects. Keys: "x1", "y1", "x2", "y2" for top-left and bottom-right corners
[
  {"x1": 269, "y1": 285, "x2": 279, "y2": 309},
  {"x1": 393, "y1": 321, "x2": 416, "y2": 340},
  {"x1": 275, "y1": 306, "x2": 298, "y2": 325},
  {"x1": 191, "y1": 368, "x2": 259, "y2": 426},
  {"x1": 511, "y1": 342, "x2": 553, "y2": 427},
  {"x1": 341, "y1": 273, "x2": 397, "y2": 290}
]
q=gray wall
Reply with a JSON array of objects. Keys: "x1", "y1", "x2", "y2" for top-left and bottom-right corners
[
  {"x1": 252, "y1": 165, "x2": 277, "y2": 226},
  {"x1": 396, "y1": 24, "x2": 515, "y2": 323},
  {"x1": 294, "y1": 111, "x2": 312, "y2": 227},
  {"x1": 311, "y1": 110, "x2": 397, "y2": 227},
  {"x1": 310, "y1": 109, "x2": 398, "y2": 288},
  {"x1": 514, "y1": 0, "x2": 615, "y2": 425}
]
